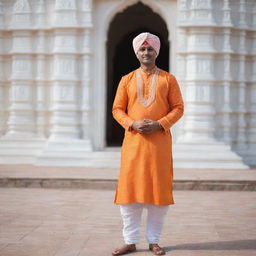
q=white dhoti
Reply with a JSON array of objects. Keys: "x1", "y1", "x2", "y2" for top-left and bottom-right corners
[{"x1": 120, "y1": 203, "x2": 169, "y2": 244}]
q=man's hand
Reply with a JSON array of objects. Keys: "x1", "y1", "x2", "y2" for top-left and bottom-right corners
[{"x1": 132, "y1": 119, "x2": 162, "y2": 134}]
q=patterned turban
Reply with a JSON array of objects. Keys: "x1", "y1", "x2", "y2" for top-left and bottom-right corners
[{"x1": 132, "y1": 32, "x2": 161, "y2": 56}]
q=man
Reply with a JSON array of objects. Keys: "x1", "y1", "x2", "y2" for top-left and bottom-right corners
[{"x1": 112, "y1": 32, "x2": 184, "y2": 255}]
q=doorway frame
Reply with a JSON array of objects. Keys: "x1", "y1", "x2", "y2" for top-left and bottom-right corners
[{"x1": 92, "y1": 0, "x2": 178, "y2": 150}]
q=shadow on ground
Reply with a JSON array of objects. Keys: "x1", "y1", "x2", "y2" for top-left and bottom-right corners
[{"x1": 165, "y1": 239, "x2": 256, "y2": 251}]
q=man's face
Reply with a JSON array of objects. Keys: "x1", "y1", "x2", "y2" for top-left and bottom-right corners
[{"x1": 136, "y1": 45, "x2": 157, "y2": 66}]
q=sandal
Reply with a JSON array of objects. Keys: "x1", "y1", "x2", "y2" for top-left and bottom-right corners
[
  {"x1": 112, "y1": 244, "x2": 136, "y2": 255},
  {"x1": 149, "y1": 244, "x2": 166, "y2": 255}
]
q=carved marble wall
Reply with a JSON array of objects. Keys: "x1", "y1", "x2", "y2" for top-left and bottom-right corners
[
  {"x1": 177, "y1": 0, "x2": 256, "y2": 166},
  {"x1": 0, "y1": 0, "x2": 255, "y2": 168}
]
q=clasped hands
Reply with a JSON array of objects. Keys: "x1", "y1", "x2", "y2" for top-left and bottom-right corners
[{"x1": 131, "y1": 119, "x2": 163, "y2": 134}]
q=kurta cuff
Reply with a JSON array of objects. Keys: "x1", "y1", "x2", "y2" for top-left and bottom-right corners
[
  {"x1": 158, "y1": 117, "x2": 171, "y2": 131},
  {"x1": 120, "y1": 118, "x2": 134, "y2": 131}
]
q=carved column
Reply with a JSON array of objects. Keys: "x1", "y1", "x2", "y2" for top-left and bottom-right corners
[
  {"x1": 177, "y1": 0, "x2": 188, "y2": 88},
  {"x1": 6, "y1": 1, "x2": 35, "y2": 137},
  {"x1": 54, "y1": 0, "x2": 78, "y2": 27},
  {"x1": 183, "y1": 54, "x2": 215, "y2": 142},
  {"x1": 36, "y1": 0, "x2": 45, "y2": 29},
  {"x1": 47, "y1": 0, "x2": 80, "y2": 140},
  {"x1": 181, "y1": 26, "x2": 216, "y2": 142},
  {"x1": 36, "y1": 31, "x2": 46, "y2": 138},
  {"x1": 178, "y1": 0, "x2": 188, "y2": 25},
  {"x1": 0, "y1": 53, "x2": 4, "y2": 136},
  {"x1": 220, "y1": 0, "x2": 233, "y2": 144},
  {"x1": 0, "y1": 0, "x2": 3, "y2": 29},
  {"x1": 10, "y1": 0, "x2": 31, "y2": 29},
  {"x1": 80, "y1": 0, "x2": 93, "y2": 147},
  {"x1": 0, "y1": 0, "x2": 4, "y2": 136},
  {"x1": 236, "y1": 29, "x2": 247, "y2": 151},
  {"x1": 174, "y1": 0, "x2": 188, "y2": 140},
  {"x1": 189, "y1": 0, "x2": 214, "y2": 26},
  {"x1": 50, "y1": 32, "x2": 79, "y2": 139},
  {"x1": 238, "y1": 0, "x2": 247, "y2": 28},
  {"x1": 34, "y1": 1, "x2": 46, "y2": 138},
  {"x1": 246, "y1": 30, "x2": 256, "y2": 165}
]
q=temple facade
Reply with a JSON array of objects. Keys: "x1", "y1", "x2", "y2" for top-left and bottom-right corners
[{"x1": 0, "y1": 0, "x2": 255, "y2": 168}]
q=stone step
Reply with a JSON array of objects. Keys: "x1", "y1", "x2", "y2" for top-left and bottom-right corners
[{"x1": 0, "y1": 177, "x2": 255, "y2": 191}]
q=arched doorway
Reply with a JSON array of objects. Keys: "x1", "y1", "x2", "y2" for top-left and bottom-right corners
[{"x1": 106, "y1": 2, "x2": 169, "y2": 146}]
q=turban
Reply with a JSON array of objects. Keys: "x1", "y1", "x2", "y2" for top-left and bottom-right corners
[{"x1": 132, "y1": 32, "x2": 161, "y2": 56}]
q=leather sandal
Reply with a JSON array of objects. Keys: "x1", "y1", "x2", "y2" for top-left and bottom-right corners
[
  {"x1": 149, "y1": 244, "x2": 166, "y2": 255},
  {"x1": 112, "y1": 244, "x2": 136, "y2": 255}
]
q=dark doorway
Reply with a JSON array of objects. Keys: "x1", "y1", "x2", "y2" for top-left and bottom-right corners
[{"x1": 106, "y1": 2, "x2": 169, "y2": 146}]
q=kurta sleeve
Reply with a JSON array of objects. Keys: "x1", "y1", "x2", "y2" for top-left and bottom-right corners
[
  {"x1": 158, "y1": 74, "x2": 184, "y2": 131},
  {"x1": 112, "y1": 76, "x2": 134, "y2": 130}
]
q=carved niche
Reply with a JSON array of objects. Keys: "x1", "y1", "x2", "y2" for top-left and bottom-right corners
[{"x1": 55, "y1": 0, "x2": 76, "y2": 10}]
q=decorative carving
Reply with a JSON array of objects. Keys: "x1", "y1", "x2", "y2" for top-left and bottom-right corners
[
  {"x1": 178, "y1": 0, "x2": 188, "y2": 22},
  {"x1": 238, "y1": 0, "x2": 247, "y2": 28},
  {"x1": 197, "y1": 59, "x2": 212, "y2": 74},
  {"x1": 222, "y1": 0, "x2": 232, "y2": 26},
  {"x1": 55, "y1": 0, "x2": 76, "y2": 10},
  {"x1": 36, "y1": 0, "x2": 45, "y2": 13},
  {"x1": 55, "y1": 35, "x2": 76, "y2": 51},
  {"x1": 252, "y1": 4, "x2": 256, "y2": 28},
  {"x1": 0, "y1": 1, "x2": 4, "y2": 29},
  {"x1": 223, "y1": 28, "x2": 232, "y2": 52},
  {"x1": 190, "y1": 0, "x2": 214, "y2": 24},
  {"x1": 10, "y1": 85, "x2": 30, "y2": 102},
  {"x1": 238, "y1": 55, "x2": 245, "y2": 81},
  {"x1": 191, "y1": 0, "x2": 210, "y2": 9},
  {"x1": 239, "y1": 31, "x2": 246, "y2": 54},
  {"x1": 187, "y1": 84, "x2": 211, "y2": 102},
  {"x1": 83, "y1": 0, "x2": 92, "y2": 11},
  {"x1": 13, "y1": 59, "x2": 29, "y2": 72},
  {"x1": 236, "y1": 82, "x2": 247, "y2": 150},
  {"x1": 11, "y1": 57, "x2": 33, "y2": 80},
  {"x1": 36, "y1": 55, "x2": 45, "y2": 80},
  {"x1": 0, "y1": 57, "x2": 3, "y2": 81},
  {"x1": 12, "y1": 36, "x2": 32, "y2": 52},
  {"x1": 223, "y1": 55, "x2": 231, "y2": 79},
  {"x1": 36, "y1": 31, "x2": 45, "y2": 52},
  {"x1": 187, "y1": 32, "x2": 214, "y2": 51},
  {"x1": 55, "y1": 58, "x2": 76, "y2": 75},
  {"x1": 13, "y1": 0, "x2": 31, "y2": 13},
  {"x1": 60, "y1": 86, "x2": 74, "y2": 101},
  {"x1": 82, "y1": 55, "x2": 90, "y2": 78},
  {"x1": 11, "y1": 0, "x2": 31, "y2": 28},
  {"x1": 82, "y1": 30, "x2": 91, "y2": 53}
]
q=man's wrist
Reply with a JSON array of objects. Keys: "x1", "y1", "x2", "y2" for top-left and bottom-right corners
[
  {"x1": 157, "y1": 121, "x2": 163, "y2": 130},
  {"x1": 128, "y1": 121, "x2": 134, "y2": 131}
]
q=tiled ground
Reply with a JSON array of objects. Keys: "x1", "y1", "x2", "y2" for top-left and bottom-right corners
[{"x1": 0, "y1": 188, "x2": 255, "y2": 256}]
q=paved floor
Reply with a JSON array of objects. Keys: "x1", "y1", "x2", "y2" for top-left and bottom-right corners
[{"x1": 0, "y1": 188, "x2": 255, "y2": 256}]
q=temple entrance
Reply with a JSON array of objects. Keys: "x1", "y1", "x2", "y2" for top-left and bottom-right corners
[{"x1": 106, "y1": 2, "x2": 169, "y2": 146}]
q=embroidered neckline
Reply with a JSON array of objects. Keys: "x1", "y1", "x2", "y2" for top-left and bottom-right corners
[
  {"x1": 136, "y1": 67, "x2": 159, "y2": 108},
  {"x1": 140, "y1": 66, "x2": 157, "y2": 74}
]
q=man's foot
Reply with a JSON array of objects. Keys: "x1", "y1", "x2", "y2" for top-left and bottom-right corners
[
  {"x1": 149, "y1": 244, "x2": 166, "y2": 255},
  {"x1": 112, "y1": 244, "x2": 136, "y2": 255}
]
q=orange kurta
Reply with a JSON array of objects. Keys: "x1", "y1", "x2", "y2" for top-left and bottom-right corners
[{"x1": 112, "y1": 68, "x2": 184, "y2": 206}]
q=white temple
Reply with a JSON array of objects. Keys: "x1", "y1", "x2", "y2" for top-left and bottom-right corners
[{"x1": 0, "y1": 0, "x2": 255, "y2": 169}]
